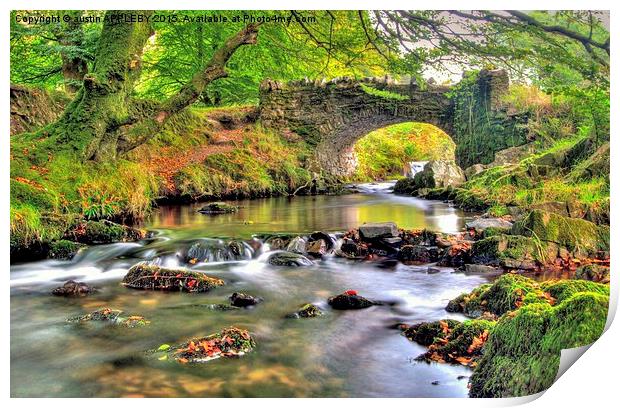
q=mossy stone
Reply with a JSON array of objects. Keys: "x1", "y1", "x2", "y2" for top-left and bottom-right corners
[{"x1": 512, "y1": 210, "x2": 609, "y2": 258}]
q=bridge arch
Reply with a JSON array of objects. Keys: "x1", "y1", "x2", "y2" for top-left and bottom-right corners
[{"x1": 259, "y1": 70, "x2": 523, "y2": 177}]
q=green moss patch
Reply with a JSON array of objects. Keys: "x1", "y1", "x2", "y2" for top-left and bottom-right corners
[
  {"x1": 469, "y1": 290, "x2": 608, "y2": 397},
  {"x1": 446, "y1": 274, "x2": 551, "y2": 318},
  {"x1": 470, "y1": 234, "x2": 559, "y2": 270},
  {"x1": 512, "y1": 209, "x2": 609, "y2": 258},
  {"x1": 48, "y1": 240, "x2": 84, "y2": 260}
]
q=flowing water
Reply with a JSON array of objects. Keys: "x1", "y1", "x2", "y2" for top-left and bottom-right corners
[{"x1": 10, "y1": 182, "x2": 491, "y2": 397}]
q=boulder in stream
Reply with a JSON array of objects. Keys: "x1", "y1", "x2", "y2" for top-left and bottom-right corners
[
  {"x1": 52, "y1": 280, "x2": 94, "y2": 296},
  {"x1": 306, "y1": 239, "x2": 327, "y2": 257},
  {"x1": 197, "y1": 202, "x2": 238, "y2": 214},
  {"x1": 154, "y1": 327, "x2": 255, "y2": 363},
  {"x1": 122, "y1": 264, "x2": 225, "y2": 292},
  {"x1": 397, "y1": 244, "x2": 440, "y2": 263},
  {"x1": 328, "y1": 290, "x2": 377, "y2": 310},
  {"x1": 229, "y1": 292, "x2": 263, "y2": 307},
  {"x1": 267, "y1": 251, "x2": 313, "y2": 267},
  {"x1": 309, "y1": 231, "x2": 335, "y2": 250},
  {"x1": 286, "y1": 303, "x2": 323, "y2": 319},
  {"x1": 358, "y1": 222, "x2": 399, "y2": 240},
  {"x1": 286, "y1": 236, "x2": 307, "y2": 254}
]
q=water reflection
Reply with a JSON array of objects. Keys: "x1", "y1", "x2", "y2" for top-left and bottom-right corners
[{"x1": 148, "y1": 182, "x2": 466, "y2": 239}]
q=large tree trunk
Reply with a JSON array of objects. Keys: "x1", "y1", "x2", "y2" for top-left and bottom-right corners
[
  {"x1": 36, "y1": 10, "x2": 259, "y2": 162},
  {"x1": 57, "y1": 10, "x2": 89, "y2": 94}
]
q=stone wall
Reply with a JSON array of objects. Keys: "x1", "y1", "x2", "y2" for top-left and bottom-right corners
[{"x1": 259, "y1": 70, "x2": 529, "y2": 176}]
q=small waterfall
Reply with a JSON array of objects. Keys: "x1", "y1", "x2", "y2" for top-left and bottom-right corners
[{"x1": 404, "y1": 161, "x2": 428, "y2": 178}]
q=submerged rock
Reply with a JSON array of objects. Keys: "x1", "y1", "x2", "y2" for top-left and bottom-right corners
[
  {"x1": 267, "y1": 251, "x2": 313, "y2": 267},
  {"x1": 286, "y1": 303, "x2": 323, "y2": 318},
  {"x1": 122, "y1": 264, "x2": 225, "y2": 292},
  {"x1": 155, "y1": 327, "x2": 255, "y2": 363},
  {"x1": 52, "y1": 280, "x2": 94, "y2": 296},
  {"x1": 67, "y1": 308, "x2": 150, "y2": 328},
  {"x1": 229, "y1": 292, "x2": 263, "y2": 307},
  {"x1": 48, "y1": 240, "x2": 84, "y2": 260},
  {"x1": 358, "y1": 222, "x2": 399, "y2": 240},
  {"x1": 328, "y1": 290, "x2": 377, "y2": 310},
  {"x1": 197, "y1": 202, "x2": 238, "y2": 214}
]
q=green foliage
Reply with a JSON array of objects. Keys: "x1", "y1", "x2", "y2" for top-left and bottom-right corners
[
  {"x1": 174, "y1": 126, "x2": 312, "y2": 199},
  {"x1": 10, "y1": 10, "x2": 102, "y2": 90},
  {"x1": 353, "y1": 122, "x2": 455, "y2": 181},
  {"x1": 359, "y1": 83, "x2": 408, "y2": 100},
  {"x1": 136, "y1": 11, "x2": 390, "y2": 105}
]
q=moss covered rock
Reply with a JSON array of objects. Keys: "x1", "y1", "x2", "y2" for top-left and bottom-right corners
[
  {"x1": 446, "y1": 274, "x2": 551, "y2": 318},
  {"x1": 541, "y1": 279, "x2": 609, "y2": 303},
  {"x1": 286, "y1": 303, "x2": 323, "y2": 318},
  {"x1": 197, "y1": 202, "x2": 238, "y2": 214},
  {"x1": 402, "y1": 319, "x2": 496, "y2": 367},
  {"x1": 511, "y1": 210, "x2": 609, "y2": 258},
  {"x1": 328, "y1": 291, "x2": 377, "y2": 310},
  {"x1": 422, "y1": 320, "x2": 496, "y2": 367},
  {"x1": 574, "y1": 264, "x2": 610, "y2": 284},
  {"x1": 155, "y1": 327, "x2": 255, "y2": 363},
  {"x1": 122, "y1": 264, "x2": 225, "y2": 292},
  {"x1": 393, "y1": 177, "x2": 418, "y2": 195},
  {"x1": 470, "y1": 234, "x2": 558, "y2": 270},
  {"x1": 48, "y1": 240, "x2": 84, "y2": 260},
  {"x1": 469, "y1": 290, "x2": 608, "y2": 397},
  {"x1": 402, "y1": 319, "x2": 460, "y2": 346},
  {"x1": 52, "y1": 280, "x2": 94, "y2": 296},
  {"x1": 65, "y1": 220, "x2": 147, "y2": 245},
  {"x1": 67, "y1": 308, "x2": 150, "y2": 328}
]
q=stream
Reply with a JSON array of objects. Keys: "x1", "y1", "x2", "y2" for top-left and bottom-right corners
[{"x1": 10, "y1": 182, "x2": 491, "y2": 397}]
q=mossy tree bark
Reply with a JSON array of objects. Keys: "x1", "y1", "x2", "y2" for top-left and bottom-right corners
[
  {"x1": 56, "y1": 10, "x2": 89, "y2": 94},
  {"x1": 26, "y1": 10, "x2": 259, "y2": 163}
]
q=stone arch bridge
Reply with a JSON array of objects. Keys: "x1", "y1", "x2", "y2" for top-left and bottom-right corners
[{"x1": 259, "y1": 69, "x2": 527, "y2": 177}]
